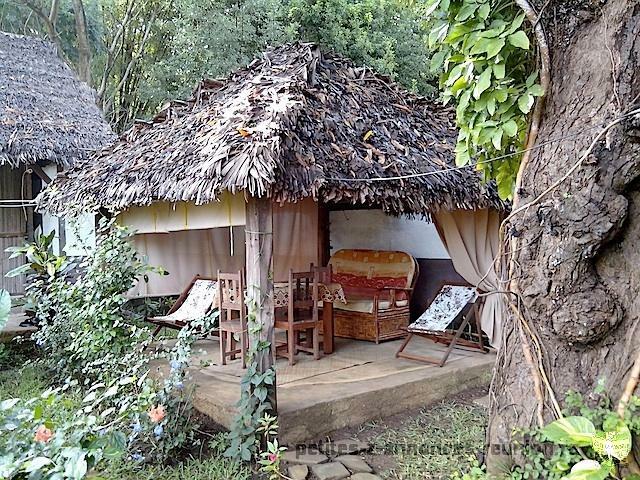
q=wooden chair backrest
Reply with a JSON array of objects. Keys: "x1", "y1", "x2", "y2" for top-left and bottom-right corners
[
  {"x1": 217, "y1": 270, "x2": 245, "y2": 323},
  {"x1": 287, "y1": 268, "x2": 319, "y2": 325},
  {"x1": 313, "y1": 264, "x2": 332, "y2": 284}
]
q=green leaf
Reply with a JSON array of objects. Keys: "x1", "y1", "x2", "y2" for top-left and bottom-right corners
[
  {"x1": 456, "y1": 2, "x2": 478, "y2": 22},
  {"x1": 542, "y1": 416, "x2": 596, "y2": 447},
  {"x1": 470, "y1": 37, "x2": 505, "y2": 58},
  {"x1": 592, "y1": 423, "x2": 632, "y2": 460},
  {"x1": 508, "y1": 31, "x2": 530, "y2": 49},
  {"x1": 24, "y1": 456, "x2": 52, "y2": 473},
  {"x1": 455, "y1": 148, "x2": 471, "y2": 166},
  {"x1": 456, "y1": 91, "x2": 471, "y2": 118},
  {"x1": 564, "y1": 459, "x2": 612, "y2": 480},
  {"x1": 527, "y1": 84, "x2": 545, "y2": 96},
  {"x1": 477, "y1": 2, "x2": 490, "y2": 20},
  {"x1": 0, "y1": 290, "x2": 10, "y2": 329},
  {"x1": 423, "y1": 0, "x2": 442, "y2": 18},
  {"x1": 497, "y1": 175, "x2": 514, "y2": 200},
  {"x1": 503, "y1": 119, "x2": 518, "y2": 137},
  {"x1": 5, "y1": 264, "x2": 30, "y2": 278},
  {"x1": 505, "y1": 13, "x2": 526, "y2": 35},
  {"x1": 487, "y1": 96, "x2": 496, "y2": 116},
  {"x1": 486, "y1": 38, "x2": 505, "y2": 58},
  {"x1": 430, "y1": 50, "x2": 448, "y2": 73},
  {"x1": 518, "y1": 94, "x2": 535, "y2": 113},
  {"x1": 473, "y1": 67, "x2": 492, "y2": 99},
  {"x1": 429, "y1": 22, "x2": 449, "y2": 48},
  {"x1": 451, "y1": 76, "x2": 468, "y2": 94},
  {"x1": 526, "y1": 70, "x2": 539, "y2": 87},
  {"x1": 492, "y1": 129, "x2": 503, "y2": 149}
]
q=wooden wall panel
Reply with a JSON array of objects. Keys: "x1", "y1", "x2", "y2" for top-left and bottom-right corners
[
  {"x1": 410, "y1": 258, "x2": 468, "y2": 320},
  {"x1": 0, "y1": 165, "x2": 27, "y2": 294}
]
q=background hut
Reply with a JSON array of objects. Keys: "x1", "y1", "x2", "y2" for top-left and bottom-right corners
[
  {"x1": 0, "y1": 31, "x2": 114, "y2": 294},
  {"x1": 39, "y1": 42, "x2": 507, "y2": 348}
]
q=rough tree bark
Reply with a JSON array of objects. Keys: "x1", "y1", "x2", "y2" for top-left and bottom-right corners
[{"x1": 487, "y1": 0, "x2": 640, "y2": 471}]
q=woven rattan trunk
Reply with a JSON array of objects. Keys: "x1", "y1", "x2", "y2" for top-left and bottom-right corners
[{"x1": 333, "y1": 307, "x2": 410, "y2": 343}]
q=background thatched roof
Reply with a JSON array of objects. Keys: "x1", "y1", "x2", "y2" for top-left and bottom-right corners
[
  {"x1": 39, "y1": 42, "x2": 505, "y2": 216},
  {"x1": 0, "y1": 32, "x2": 114, "y2": 168}
]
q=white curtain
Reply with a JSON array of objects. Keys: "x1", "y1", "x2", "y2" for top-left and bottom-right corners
[
  {"x1": 127, "y1": 198, "x2": 319, "y2": 296},
  {"x1": 432, "y1": 209, "x2": 506, "y2": 348}
]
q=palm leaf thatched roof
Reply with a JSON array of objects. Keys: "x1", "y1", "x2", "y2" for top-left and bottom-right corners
[
  {"x1": 39, "y1": 42, "x2": 505, "y2": 216},
  {"x1": 0, "y1": 32, "x2": 114, "y2": 168}
]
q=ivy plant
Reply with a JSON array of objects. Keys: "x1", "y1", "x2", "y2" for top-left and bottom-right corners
[
  {"x1": 424, "y1": 0, "x2": 544, "y2": 199},
  {"x1": 225, "y1": 296, "x2": 284, "y2": 470}
]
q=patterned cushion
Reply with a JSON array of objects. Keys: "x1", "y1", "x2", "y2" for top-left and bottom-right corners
[
  {"x1": 329, "y1": 249, "x2": 416, "y2": 289},
  {"x1": 159, "y1": 279, "x2": 218, "y2": 323},
  {"x1": 329, "y1": 249, "x2": 416, "y2": 306},
  {"x1": 334, "y1": 299, "x2": 409, "y2": 314},
  {"x1": 409, "y1": 285, "x2": 477, "y2": 333}
]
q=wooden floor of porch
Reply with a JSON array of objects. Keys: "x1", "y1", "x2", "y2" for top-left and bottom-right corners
[{"x1": 181, "y1": 335, "x2": 496, "y2": 445}]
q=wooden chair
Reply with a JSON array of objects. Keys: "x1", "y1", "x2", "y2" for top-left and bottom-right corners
[
  {"x1": 274, "y1": 268, "x2": 321, "y2": 366},
  {"x1": 396, "y1": 283, "x2": 487, "y2": 367},
  {"x1": 147, "y1": 275, "x2": 218, "y2": 338},
  {"x1": 217, "y1": 270, "x2": 249, "y2": 368},
  {"x1": 314, "y1": 264, "x2": 332, "y2": 285}
]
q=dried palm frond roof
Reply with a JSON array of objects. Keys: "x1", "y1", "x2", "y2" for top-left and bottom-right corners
[
  {"x1": 0, "y1": 32, "x2": 114, "y2": 168},
  {"x1": 39, "y1": 42, "x2": 506, "y2": 216}
]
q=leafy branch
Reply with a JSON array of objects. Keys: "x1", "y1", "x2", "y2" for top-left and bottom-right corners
[{"x1": 424, "y1": 0, "x2": 544, "y2": 199}]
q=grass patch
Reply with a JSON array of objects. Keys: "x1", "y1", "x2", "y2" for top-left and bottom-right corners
[
  {"x1": 107, "y1": 455, "x2": 251, "y2": 480},
  {"x1": 0, "y1": 341, "x2": 46, "y2": 400},
  {"x1": 371, "y1": 401, "x2": 486, "y2": 479},
  {"x1": 0, "y1": 363, "x2": 47, "y2": 400}
]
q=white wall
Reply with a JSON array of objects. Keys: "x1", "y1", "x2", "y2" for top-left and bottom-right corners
[
  {"x1": 329, "y1": 210, "x2": 450, "y2": 259},
  {"x1": 40, "y1": 165, "x2": 95, "y2": 256}
]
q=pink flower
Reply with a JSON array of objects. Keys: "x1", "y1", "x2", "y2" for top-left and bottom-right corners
[
  {"x1": 34, "y1": 425, "x2": 53, "y2": 443},
  {"x1": 148, "y1": 405, "x2": 166, "y2": 423},
  {"x1": 268, "y1": 453, "x2": 278, "y2": 463}
]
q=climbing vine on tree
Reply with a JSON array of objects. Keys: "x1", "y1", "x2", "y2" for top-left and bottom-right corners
[{"x1": 424, "y1": 0, "x2": 543, "y2": 199}]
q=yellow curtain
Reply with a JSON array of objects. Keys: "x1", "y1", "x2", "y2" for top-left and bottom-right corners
[{"x1": 127, "y1": 198, "x2": 319, "y2": 296}]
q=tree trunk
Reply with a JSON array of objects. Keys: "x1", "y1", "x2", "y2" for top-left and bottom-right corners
[
  {"x1": 72, "y1": 0, "x2": 92, "y2": 84},
  {"x1": 487, "y1": 0, "x2": 640, "y2": 471}
]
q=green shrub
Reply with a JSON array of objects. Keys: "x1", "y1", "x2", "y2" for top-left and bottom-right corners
[{"x1": 0, "y1": 219, "x2": 219, "y2": 478}]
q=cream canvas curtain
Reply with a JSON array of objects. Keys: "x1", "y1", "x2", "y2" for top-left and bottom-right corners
[
  {"x1": 432, "y1": 209, "x2": 506, "y2": 348},
  {"x1": 127, "y1": 198, "x2": 319, "y2": 296},
  {"x1": 119, "y1": 192, "x2": 246, "y2": 234},
  {"x1": 130, "y1": 226, "x2": 246, "y2": 296}
]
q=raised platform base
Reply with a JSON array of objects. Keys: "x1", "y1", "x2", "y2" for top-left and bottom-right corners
[{"x1": 183, "y1": 336, "x2": 495, "y2": 445}]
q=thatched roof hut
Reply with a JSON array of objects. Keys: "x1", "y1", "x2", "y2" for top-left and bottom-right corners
[
  {"x1": 0, "y1": 32, "x2": 114, "y2": 168},
  {"x1": 39, "y1": 42, "x2": 505, "y2": 216}
]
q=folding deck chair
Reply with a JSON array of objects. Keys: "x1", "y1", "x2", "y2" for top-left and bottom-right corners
[
  {"x1": 395, "y1": 284, "x2": 487, "y2": 367},
  {"x1": 147, "y1": 275, "x2": 218, "y2": 338}
]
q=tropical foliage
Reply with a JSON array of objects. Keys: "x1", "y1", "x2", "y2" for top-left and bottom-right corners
[{"x1": 422, "y1": 0, "x2": 543, "y2": 198}]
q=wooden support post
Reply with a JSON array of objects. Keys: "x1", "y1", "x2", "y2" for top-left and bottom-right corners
[
  {"x1": 56, "y1": 165, "x2": 66, "y2": 254},
  {"x1": 245, "y1": 196, "x2": 277, "y2": 411},
  {"x1": 318, "y1": 205, "x2": 330, "y2": 267}
]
